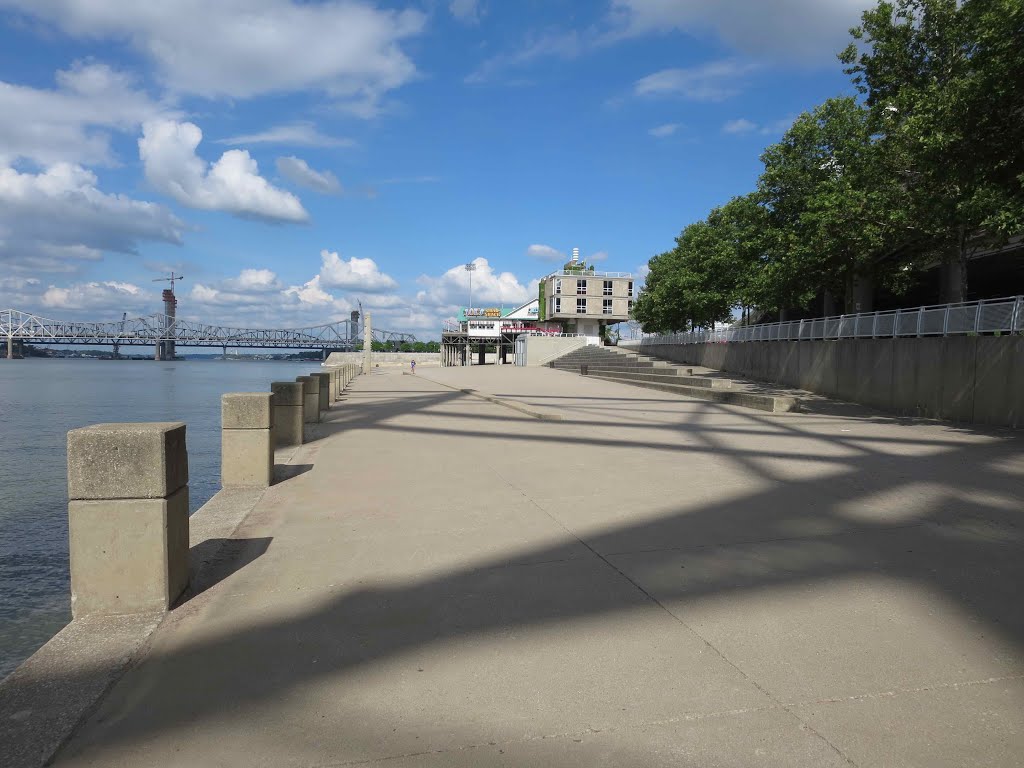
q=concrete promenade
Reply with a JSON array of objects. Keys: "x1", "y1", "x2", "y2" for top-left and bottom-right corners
[{"x1": 53, "y1": 366, "x2": 1024, "y2": 766}]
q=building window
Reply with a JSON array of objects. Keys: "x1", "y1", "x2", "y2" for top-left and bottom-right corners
[
  {"x1": 627, "y1": 281, "x2": 634, "y2": 297},
  {"x1": 628, "y1": 300, "x2": 634, "y2": 314},
  {"x1": 603, "y1": 299, "x2": 613, "y2": 314},
  {"x1": 603, "y1": 280, "x2": 613, "y2": 296},
  {"x1": 554, "y1": 278, "x2": 561, "y2": 295},
  {"x1": 577, "y1": 279, "x2": 587, "y2": 295},
  {"x1": 554, "y1": 297, "x2": 561, "y2": 313},
  {"x1": 577, "y1": 298, "x2": 587, "y2": 314}
]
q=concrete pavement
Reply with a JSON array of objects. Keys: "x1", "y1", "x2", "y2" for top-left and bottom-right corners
[{"x1": 51, "y1": 366, "x2": 1024, "y2": 767}]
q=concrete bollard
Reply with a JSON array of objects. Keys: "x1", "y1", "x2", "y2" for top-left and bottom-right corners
[
  {"x1": 312, "y1": 372, "x2": 331, "y2": 412},
  {"x1": 271, "y1": 381, "x2": 304, "y2": 446},
  {"x1": 296, "y1": 375, "x2": 320, "y2": 423},
  {"x1": 221, "y1": 393, "x2": 274, "y2": 487},
  {"x1": 332, "y1": 368, "x2": 341, "y2": 399},
  {"x1": 66, "y1": 422, "x2": 189, "y2": 617}
]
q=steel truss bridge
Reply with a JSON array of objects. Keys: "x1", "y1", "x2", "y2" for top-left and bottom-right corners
[{"x1": 1, "y1": 308, "x2": 417, "y2": 352}]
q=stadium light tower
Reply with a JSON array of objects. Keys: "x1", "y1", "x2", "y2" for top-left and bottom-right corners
[{"x1": 465, "y1": 262, "x2": 476, "y2": 310}]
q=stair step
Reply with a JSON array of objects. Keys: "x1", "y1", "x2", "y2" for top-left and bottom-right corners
[{"x1": 585, "y1": 375, "x2": 798, "y2": 413}]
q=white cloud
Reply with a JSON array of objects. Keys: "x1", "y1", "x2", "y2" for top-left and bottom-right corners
[
  {"x1": 608, "y1": 0, "x2": 865, "y2": 62},
  {"x1": 223, "y1": 268, "x2": 282, "y2": 292},
  {"x1": 317, "y1": 249, "x2": 397, "y2": 292},
  {"x1": 283, "y1": 275, "x2": 335, "y2": 307},
  {"x1": 450, "y1": 0, "x2": 482, "y2": 25},
  {"x1": 40, "y1": 280, "x2": 151, "y2": 311},
  {"x1": 466, "y1": 30, "x2": 583, "y2": 84},
  {"x1": 0, "y1": 61, "x2": 173, "y2": 166},
  {"x1": 416, "y1": 257, "x2": 533, "y2": 311},
  {"x1": 0, "y1": 162, "x2": 184, "y2": 273},
  {"x1": 3, "y1": 1, "x2": 426, "y2": 110},
  {"x1": 722, "y1": 116, "x2": 795, "y2": 136},
  {"x1": 139, "y1": 120, "x2": 309, "y2": 223},
  {"x1": 722, "y1": 118, "x2": 758, "y2": 135},
  {"x1": 635, "y1": 60, "x2": 757, "y2": 102},
  {"x1": 217, "y1": 123, "x2": 354, "y2": 148},
  {"x1": 276, "y1": 156, "x2": 342, "y2": 195},
  {"x1": 648, "y1": 123, "x2": 679, "y2": 138},
  {"x1": 526, "y1": 244, "x2": 565, "y2": 262}
]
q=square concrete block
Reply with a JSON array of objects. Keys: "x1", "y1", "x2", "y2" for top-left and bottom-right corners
[
  {"x1": 69, "y1": 485, "x2": 189, "y2": 617},
  {"x1": 312, "y1": 372, "x2": 331, "y2": 410},
  {"x1": 271, "y1": 381, "x2": 304, "y2": 407},
  {"x1": 297, "y1": 375, "x2": 319, "y2": 395},
  {"x1": 273, "y1": 404, "x2": 304, "y2": 446},
  {"x1": 68, "y1": 422, "x2": 188, "y2": 501},
  {"x1": 221, "y1": 392, "x2": 273, "y2": 430},
  {"x1": 222, "y1": 428, "x2": 273, "y2": 487}
]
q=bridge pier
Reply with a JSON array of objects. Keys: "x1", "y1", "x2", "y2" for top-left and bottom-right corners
[{"x1": 6, "y1": 336, "x2": 12, "y2": 360}]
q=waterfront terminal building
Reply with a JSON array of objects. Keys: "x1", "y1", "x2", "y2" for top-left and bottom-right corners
[{"x1": 440, "y1": 251, "x2": 634, "y2": 367}]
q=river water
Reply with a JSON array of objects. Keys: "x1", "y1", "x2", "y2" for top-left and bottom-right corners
[{"x1": 0, "y1": 358, "x2": 317, "y2": 679}]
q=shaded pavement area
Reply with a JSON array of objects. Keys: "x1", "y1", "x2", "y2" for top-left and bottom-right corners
[{"x1": 53, "y1": 366, "x2": 1024, "y2": 766}]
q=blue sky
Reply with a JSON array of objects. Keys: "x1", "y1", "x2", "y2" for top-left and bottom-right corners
[{"x1": 0, "y1": 0, "x2": 867, "y2": 337}]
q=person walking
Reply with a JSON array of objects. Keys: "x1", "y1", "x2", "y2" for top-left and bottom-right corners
[{"x1": 410, "y1": 359, "x2": 416, "y2": 375}]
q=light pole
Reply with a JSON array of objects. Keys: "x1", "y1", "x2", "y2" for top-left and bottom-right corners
[{"x1": 465, "y1": 262, "x2": 476, "y2": 310}]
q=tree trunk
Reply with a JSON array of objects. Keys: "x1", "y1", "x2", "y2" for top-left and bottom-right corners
[
  {"x1": 852, "y1": 274, "x2": 874, "y2": 313},
  {"x1": 823, "y1": 290, "x2": 838, "y2": 317},
  {"x1": 939, "y1": 245, "x2": 967, "y2": 304}
]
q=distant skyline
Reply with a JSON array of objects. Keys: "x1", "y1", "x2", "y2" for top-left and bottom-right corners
[{"x1": 0, "y1": 0, "x2": 868, "y2": 336}]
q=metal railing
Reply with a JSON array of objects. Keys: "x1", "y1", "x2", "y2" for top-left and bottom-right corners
[
  {"x1": 630, "y1": 296, "x2": 1024, "y2": 346},
  {"x1": 545, "y1": 270, "x2": 633, "y2": 279}
]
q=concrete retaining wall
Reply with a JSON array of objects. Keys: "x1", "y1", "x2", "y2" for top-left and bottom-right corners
[
  {"x1": 325, "y1": 352, "x2": 440, "y2": 368},
  {"x1": 631, "y1": 336, "x2": 1024, "y2": 428}
]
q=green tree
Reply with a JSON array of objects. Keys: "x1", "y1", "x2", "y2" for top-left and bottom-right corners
[
  {"x1": 841, "y1": 0, "x2": 1024, "y2": 302},
  {"x1": 758, "y1": 97, "x2": 908, "y2": 313}
]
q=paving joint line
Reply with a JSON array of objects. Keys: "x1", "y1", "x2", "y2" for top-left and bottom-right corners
[
  {"x1": 412, "y1": 372, "x2": 563, "y2": 421},
  {"x1": 489, "y1": 469, "x2": 859, "y2": 766}
]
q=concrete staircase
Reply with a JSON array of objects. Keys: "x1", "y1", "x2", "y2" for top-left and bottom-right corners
[{"x1": 548, "y1": 345, "x2": 799, "y2": 413}]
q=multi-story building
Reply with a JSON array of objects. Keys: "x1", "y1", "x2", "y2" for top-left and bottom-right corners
[{"x1": 538, "y1": 249, "x2": 634, "y2": 342}]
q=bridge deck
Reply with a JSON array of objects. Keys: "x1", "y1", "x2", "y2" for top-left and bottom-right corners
[{"x1": 53, "y1": 367, "x2": 1024, "y2": 767}]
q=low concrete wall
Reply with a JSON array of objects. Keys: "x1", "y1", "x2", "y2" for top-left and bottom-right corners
[
  {"x1": 325, "y1": 352, "x2": 440, "y2": 368},
  {"x1": 521, "y1": 336, "x2": 588, "y2": 366},
  {"x1": 631, "y1": 336, "x2": 1024, "y2": 428}
]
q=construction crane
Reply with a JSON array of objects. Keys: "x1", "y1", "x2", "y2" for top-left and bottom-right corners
[{"x1": 152, "y1": 271, "x2": 184, "y2": 360}]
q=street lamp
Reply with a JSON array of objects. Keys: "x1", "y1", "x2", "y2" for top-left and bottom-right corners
[{"x1": 465, "y1": 262, "x2": 476, "y2": 310}]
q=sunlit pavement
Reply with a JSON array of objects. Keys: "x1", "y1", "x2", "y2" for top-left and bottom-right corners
[{"x1": 55, "y1": 366, "x2": 1024, "y2": 767}]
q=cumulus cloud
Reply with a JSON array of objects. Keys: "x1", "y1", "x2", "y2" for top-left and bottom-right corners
[
  {"x1": 416, "y1": 257, "x2": 533, "y2": 311},
  {"x1": 635, "y1": 60, "x2": 757, "y2": 102},
  {"x1": 283, "y1": 275, "x2": 335, "y2": 307},
  {"x1": 608, "y1": 0, "x2": 866, "y2": 62},
  {"x1": 526, "y1": 244, "x2": 565, "y2": 262},
  {"x1": 218, "y1": 122, "x2": 354, "y2": 148},
  {"x1": 40, "y1": 280, "x2": 151, "y2": 311},
  {"x1": 317, "y1": 249, "x2": 397, "y2": 292},
  {"x1": 0, "y1": 61, "x2": 173, "y2": 166},
  {"x1": 139, "y1": 120, "x2": 309, "y2": 223},
  {"x1": 2, "y1": 1, "x2": 425, "y2": 110},
  {"x1": 0, "y1": 162, "x2": 184, "y2": 273},
  {"x1": 223, "y1": 268, "x2": 282, "y2": 292},
  {"x1": 276, "y1": 157, "x2": 342, "y2": 195},
  {"x1": 648, "y1": 123, "x2": 679, "y2": 138}
]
